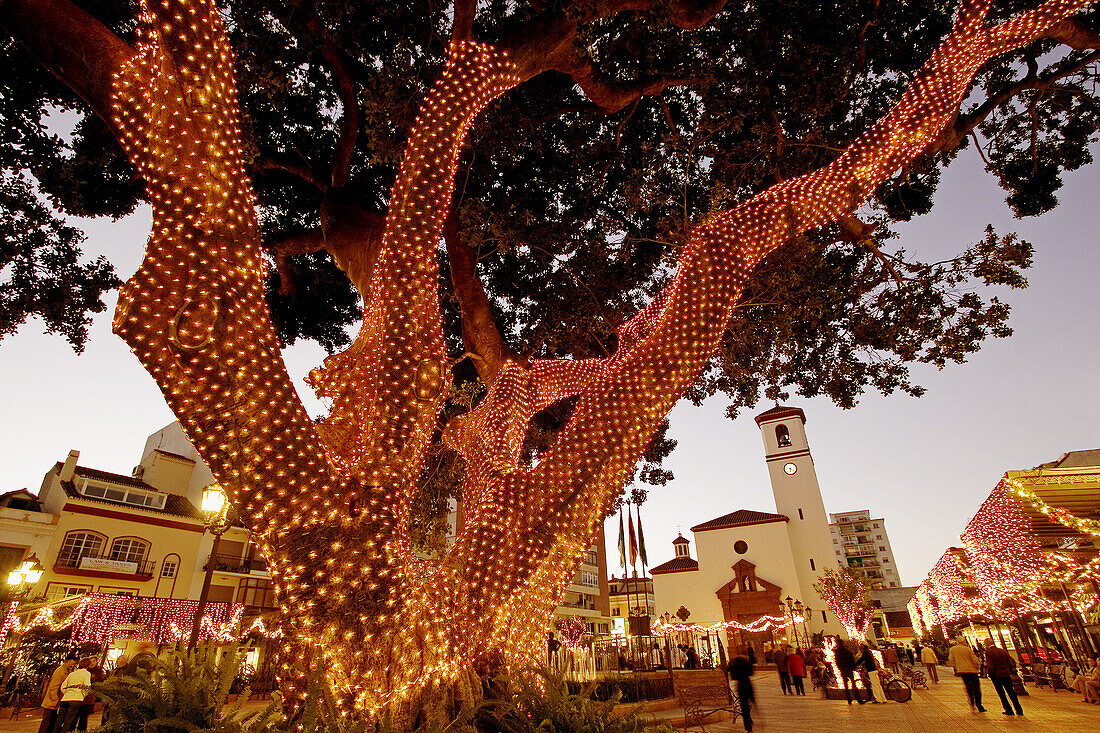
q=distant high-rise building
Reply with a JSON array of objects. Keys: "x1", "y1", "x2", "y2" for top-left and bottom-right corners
[{"x1": 829, "y1": 510, "x2": 902, "y2": 589}]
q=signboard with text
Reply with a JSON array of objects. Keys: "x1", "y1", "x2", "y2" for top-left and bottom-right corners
[{"x1": 79, "y1": 556, "x2": 139, "y2": 573}]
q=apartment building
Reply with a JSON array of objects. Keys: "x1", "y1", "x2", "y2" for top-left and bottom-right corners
[
  {"x1": 0, "y1": 423, "x2": 276, "y2": 621},
  {"x1": 829, "y1": 509, "x2": 902, "y2": 589},
  {"x1": 608, "y1": 574, "x2": 655, "y2": 634},
  {"x1": 554, "y1": 530, "x2": 613, "y2": 637}
]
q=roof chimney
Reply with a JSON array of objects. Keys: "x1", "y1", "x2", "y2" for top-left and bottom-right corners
[{"x1": 60, "y1": 450, "x2": 79, "y2": 482}]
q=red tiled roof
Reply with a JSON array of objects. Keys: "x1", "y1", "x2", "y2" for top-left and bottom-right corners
[
  {"x1": 754, "y1": 404, "x2": 806, "y2": 425},
  {"x1": 152, "y1": 448, "x2": 195, "y2": 463},
  {"x1": 650, "y1": 557, "x2": 699, "y2": 574},
  {"x1": 691, "y1": 509, "x2": 789, "y2": 532},
  {"x1": 74, "y1": 466, "x2": 158, "y2": 491},
  {"x1": 61, "y1": 466, "x2": 202, "y2": 519}
]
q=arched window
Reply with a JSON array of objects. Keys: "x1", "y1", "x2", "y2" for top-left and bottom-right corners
[
  {"x1": 109, "y1": 537, "x2": 150, "y2": 566},
  {"x1": 58, "y1": 531, "x2": 106, "y2": 563},
  {"x1": 775, "y1": 424, "x2": 792, "y2": 448}
]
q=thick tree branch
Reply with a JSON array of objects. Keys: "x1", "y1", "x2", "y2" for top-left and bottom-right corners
[
  {"x1": 319, "y1": 42, "x2": 360, "y2": 188},
  {"x1": 253, "y1": 155, "x2": 329, "y2": 190},
  {"x1": 267, "y1": 228, "x2": 327, "y2": 295},
  {"x1": 444, "y1": 205, "x2": 517, "y2": 385},
  {"x1": 1, "y1": 0, "x2": 134, "y2": 127},
  {"x1": 1043, "y1": 18, "x2": 1100, "y2": 49},
  {"x1": 452, "y1": 0, "x2": 476, "y2": 42},
  {"x1": 926, "y1": 47, "x2": 1100, "y2": 155},
  {"x1": 502, "y1": 1, "x2": 730, "y2": 111}
]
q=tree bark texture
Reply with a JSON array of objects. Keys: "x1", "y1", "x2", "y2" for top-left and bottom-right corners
[{"x1": 5, "y1": 0, "x2": 1091, "y2": 723}]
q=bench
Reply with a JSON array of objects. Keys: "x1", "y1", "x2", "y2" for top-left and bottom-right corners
[
  {"x1": 670, "y1": 669, "x2": 740, "y2": 731},
  {"x1": 1033, "y1": 662, "x2": 1067, "y2": 691}
]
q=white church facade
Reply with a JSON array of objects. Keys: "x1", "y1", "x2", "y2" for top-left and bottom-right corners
[{"x1": 650, "y1": 405, "x2": 846, "y2": 656}]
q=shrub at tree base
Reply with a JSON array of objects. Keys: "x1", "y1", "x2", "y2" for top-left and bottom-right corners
[
  {"x1": 93, "y1": 645, "x2": 282, "y2": 733},
  {"x1": 93, "y1": 650, "x2": 669, "y2": 733}
]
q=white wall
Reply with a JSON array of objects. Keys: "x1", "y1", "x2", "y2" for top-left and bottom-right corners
[{"x1": 652, "y1": 522, "x2": 802, "y2": 626}]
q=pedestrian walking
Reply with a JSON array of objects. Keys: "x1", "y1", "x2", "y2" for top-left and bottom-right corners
[
  {"x1": 773, "y1": 644, "x2": 791, "y2": 695},
  {"x1": 948, "y1": 638, "x2": 986, "y2": 712},
  {"x1": 920, "y1": 644, "x2": 939, "y2": 683},
  {"x1": 905, "y1": 646, "x2": 915, "y2": 666},
  {"x1": 38, "y1": 654, "x2": 76, "y2": 733},
  {"x1": 788, "y1": 648, "x2": 806, "y2": 695},
  {"x1": 857, "y1": 644, "x2": 884, "y2": 703},
  {"x1": 883, "y1": 644, "x2": 900, "y2": 674},
  {"x1": 982, "y1": 639, "x2": 1023, "y2": 716},
  {"x1": 685, "y1": 645, "x2": 699, "y2": 669},
  {"x1": 728, "y1": 654, "x2": 755, "y2": 732},
  {"x1": 747, "y1": 646, "x2": 756, "y2": 667},
  {"x1": 52, "y1": 658, "x2": 92, "y2": 733},
  {"x1": 834, "y1": 640, "x2": 863, "y2": 705}
]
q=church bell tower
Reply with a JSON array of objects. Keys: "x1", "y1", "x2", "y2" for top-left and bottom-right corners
[{"x1": 755, "y1": 405, "x2": 844, "y2": 637}]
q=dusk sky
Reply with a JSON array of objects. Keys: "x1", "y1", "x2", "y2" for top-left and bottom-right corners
[{"x1": 1, "y1": 143, "x2": 1097, "y2": 592}]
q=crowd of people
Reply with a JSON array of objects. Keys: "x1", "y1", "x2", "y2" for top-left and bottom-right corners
[{"x1": 720, "y1": 633, "x2": 1062, "y2": 731}]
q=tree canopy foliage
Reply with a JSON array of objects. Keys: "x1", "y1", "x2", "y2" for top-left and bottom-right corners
[{"x1": 2, "y1": 0, "x2": 1097, "y2": 463}]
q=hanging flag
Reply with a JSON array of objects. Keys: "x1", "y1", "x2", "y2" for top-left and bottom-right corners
[
  {"x1": 628, "y1": 506, "x2": 639, "y2": 568},
  {"x1": 617, "y1": 510, "x2": 627, "y2": 569},
  {"x1": 636, "y1": 504, "x2": 648, "y2": 568}
]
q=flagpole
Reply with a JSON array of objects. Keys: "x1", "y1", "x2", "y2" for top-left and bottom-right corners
[
  {"x1": 616, "y1": 508, "x2": 629, "y2": 661},
  {"x1": 627, "y1": 502, "x2": 640, "y2": 667}
]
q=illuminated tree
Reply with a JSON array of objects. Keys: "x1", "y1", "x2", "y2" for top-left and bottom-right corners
[
  {"x1": 814, "y1": 566, "x2": 874, "y2": 640},
  {"x1": 3, "y1": 0, "x2": 1098, "y2": 725}
]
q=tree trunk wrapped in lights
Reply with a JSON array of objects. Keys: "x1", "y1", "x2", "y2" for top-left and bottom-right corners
[{"x1": 16, "y1": 0, "x2": 1093, "y2": 723}]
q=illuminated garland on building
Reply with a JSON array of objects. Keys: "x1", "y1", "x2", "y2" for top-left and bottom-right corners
[
  {"x1": 913, "y1": 469, "x2": 1100, "y2": 633},
  {"x1": 652, "y1": 613, "x2": 801, "y2": 636},
  {"x1": 961, "y1": 480, "x2": 1043, "y2": 609},
  {"x1": 0, "y1": 595, "x2": 244, "y2": 646},
  {"x1": 1004, "y1": 472, "x2": 1100, "y2": 538},
  {"x1": 98, "y1": 0, "x2": 1091, "y2": 721}
]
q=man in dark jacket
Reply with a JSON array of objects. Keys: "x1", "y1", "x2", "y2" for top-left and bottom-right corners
[
  {"x1": 834, "y1": 640, "x2": 863, "y2": 704},
  {"x1": 773, "y1": 644, "x2": 791, "y2": 695},
  {"x1": 983, "y1": 639, "x2": 1024, "y2": 716},
  {"x1": 728, "y1": 655, "x2": 755, "y2": 732}
]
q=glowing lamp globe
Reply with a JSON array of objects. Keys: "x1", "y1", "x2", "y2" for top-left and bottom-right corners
[
  {"x1": 201, "y1": 484, "x2": 227, "y2": 515},
  {"x1": 7, "y1": 554, "x2": 43, "y2": 586}
]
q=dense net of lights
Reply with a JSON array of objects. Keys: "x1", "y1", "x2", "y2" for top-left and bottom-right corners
[
  {"x1": 961, "y1": 480, "x2": 1043, "y2": 608},
  {"x1": 104, "y1": 0, "x2": 1090, "y2": 720},
  {"x1": 912, "y1": 468, "x2": 1100, "y2": 632}
]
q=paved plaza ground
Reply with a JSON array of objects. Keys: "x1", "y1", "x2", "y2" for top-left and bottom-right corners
[
  {"x1": 692, "y1": 667, "x2": 1100, "y2": 732},
  {"x1": 0, "y1": 666, "x2": 1097, "y2": 732}
]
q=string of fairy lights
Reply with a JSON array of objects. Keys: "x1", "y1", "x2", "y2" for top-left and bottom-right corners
[
  {"x1": 98, "y1": 0, "x2": 1091, "y2": 721},
  {"x1": 652, "y1": 612, "x2": 803, "y2": 636},
  {"x1": 0, "y1": 594, "x2": 252, "y2": 646}
]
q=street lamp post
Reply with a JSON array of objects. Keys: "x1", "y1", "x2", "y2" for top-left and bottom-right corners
[
  {"x1": 796, "y1": 601, "x2": 812, "y2": 647},
  {"x1": 2, "y1": 554, "x2": 44, "y2": 685},
  {"x1": 188, "y1": 485, "x2": 232, "y2": 650},
  {"x1": 784, "y1": 596, "x2": 798, "y2": 647}
]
